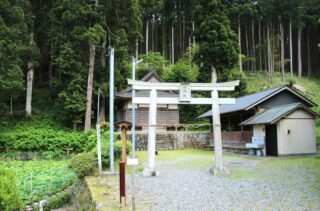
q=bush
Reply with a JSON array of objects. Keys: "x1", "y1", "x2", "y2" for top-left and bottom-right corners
[
  {"x1": 90, "y1": 139, "x2": 131, "y2": 167},
  {"x1": 0, "y1": 169, "x2": 23, "y2": 211},
  {"x1": 69, "y1": 153, "x2": 96, "y2": 177},
  {"x1": 44, "y1": 190, "x2": 71, "y2": 211},
  {"x1": 0, "y1": 119, "x2": 87, "y2": 158}
]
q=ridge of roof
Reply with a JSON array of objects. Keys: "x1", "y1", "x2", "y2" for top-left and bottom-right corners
[
  {"x1": 240, "y1": 103, "x2": 318, "y2": 126},
  {"x1": 140, "y1": 69, "x2": 163, "y2": 82},
  {"x1": 116, "y1": 70, "x2": 163, "y2": 95},
  {"x1": 197, "y1": 84, "x2": 317, "y2": 118}
]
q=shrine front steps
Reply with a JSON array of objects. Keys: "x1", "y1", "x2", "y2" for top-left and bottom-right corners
[{"x1": 156, "y1": 134, "x2": 174, "y2": 151}]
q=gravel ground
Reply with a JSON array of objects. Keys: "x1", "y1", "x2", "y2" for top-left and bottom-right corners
[{"x1": 127, "y1": 155, "x2": 320, "y2": 211}]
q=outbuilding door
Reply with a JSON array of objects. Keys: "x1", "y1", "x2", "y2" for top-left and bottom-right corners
[{"x1": 265, "y1": 124, "x2": 278, "y2": 156}]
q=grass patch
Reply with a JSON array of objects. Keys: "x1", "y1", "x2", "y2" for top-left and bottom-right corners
[{"x1": 0, "y1": 160, "x2": 76, "y2": 205}]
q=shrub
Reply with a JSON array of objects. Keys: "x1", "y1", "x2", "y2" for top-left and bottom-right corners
[
  {"x1": 69, "y1": 153, "x2": 96, "y2": 177},
  {"x1": 44, "y1": 190, "x2": 71, "y2": 211},
  {"x1": 0, "y1": 169, "x2": 23, "y2": 211},
  {"x1": 0, "y1": 120, "x2": 87, "y2": 158},
  {"x1": 90, "y1": 140, "x2": 131, "y2": 167}
]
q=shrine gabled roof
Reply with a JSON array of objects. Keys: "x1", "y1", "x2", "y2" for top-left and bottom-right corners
[
  {"x1": 140, "y1": 69, "x2": 163, "y2": 82},
  {"x1": 116, "y1": 70, "x2": 178, "y2": 100},
  {"x1": 239, "y1": 103, "x2": 318, "y2": 125},
  {"x1": 116, "y1": 90, "x2": 178, "y2": 99},
  {"x1": 198, "y1": 85, "x2": 317, "y2": 118}
]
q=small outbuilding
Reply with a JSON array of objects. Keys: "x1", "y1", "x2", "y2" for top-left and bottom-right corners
[
  {"x1": 240, "y1": 103, "x2": 318, "y2": 156},
  {"x1": 199, "y1": 85, "x2": 318, "y2": 156}
]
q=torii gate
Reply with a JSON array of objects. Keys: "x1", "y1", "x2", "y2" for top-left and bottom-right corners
[{"x1": 128, "y1": 74, "x2": 239, "y2": 176}]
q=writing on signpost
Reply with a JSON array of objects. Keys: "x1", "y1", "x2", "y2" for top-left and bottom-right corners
[{"x1": 179, "y1": 83, "x2": 191, "y2": 102}]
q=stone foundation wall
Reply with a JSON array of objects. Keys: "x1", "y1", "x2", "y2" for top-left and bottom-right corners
[{"x1": 127, "y1": 132, "x2": 210, "y2": 150}]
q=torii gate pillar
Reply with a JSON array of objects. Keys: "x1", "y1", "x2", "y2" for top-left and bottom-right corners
[
  {"x1": 210, "y1": 67, "x2": 224, "y2": 174},
  {"x1": 143, "y1": 89, "x2": 158, "y2": 177}
]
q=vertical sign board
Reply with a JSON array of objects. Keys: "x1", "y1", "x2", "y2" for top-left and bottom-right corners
[{"x1": 179, "y1": 83, "x2": 191, "y2": 102}]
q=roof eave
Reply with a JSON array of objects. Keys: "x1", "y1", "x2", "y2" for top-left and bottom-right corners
[{"x1": 245, "y1": 86, "x2": 317, "y2": 111}]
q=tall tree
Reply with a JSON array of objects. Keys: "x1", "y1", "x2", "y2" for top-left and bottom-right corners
[
  {"x1": 0, "y1": 1, "x2": 32, "y2": 116},
  {"x1": 84, "y1": 24, "x2": 106, "y2": 131},
  {"x1": 194, "y1": 0, "x2": 238, "y2": 81}
]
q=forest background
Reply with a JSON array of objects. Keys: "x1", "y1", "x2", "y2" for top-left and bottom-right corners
[{"x1": 1, "y1": 0, "x2": 320, "y2": 131}]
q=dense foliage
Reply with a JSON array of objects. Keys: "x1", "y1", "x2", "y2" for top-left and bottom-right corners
[
  {"x1": 0, "y1": 0, "x2": 319, "y2": 129},
  {"x1": 194, "y1": 0, "x2": 239, "y2": 80},
  {"x1": 69, "y1": 153, "x2": 96, "y2": 177},
  {"x1": 0, "y1": 160, "x2": 77, "y2": 205},
  {"x1": 0, "y1": 118, "x2": 87, "y2": 158},
  {"x1": 0, "y1": 169, "x2": 23, "y2": 211}
]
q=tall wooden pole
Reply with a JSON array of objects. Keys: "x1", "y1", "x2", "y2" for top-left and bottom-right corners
[{"x1": 121, "y1": 126, "x2": 127, "y2": 162}]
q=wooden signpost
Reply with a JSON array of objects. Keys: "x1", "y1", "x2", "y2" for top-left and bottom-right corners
[
  {"x1": 128, "y1": 71, "x2": 239, "y2": 176},
  {"x1": 115, "y1": 121, "x2": 132, "y2": 209}
]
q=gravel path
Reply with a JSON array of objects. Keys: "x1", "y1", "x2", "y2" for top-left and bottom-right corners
[{"x1": 127, "y1": 155, "x2": 320, "y2": 211}]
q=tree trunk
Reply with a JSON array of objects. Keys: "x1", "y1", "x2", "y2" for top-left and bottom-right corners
[
  {"x1": 251, "y1": 19, "x2": 256, "y2": 73},
  {"x1": 271, "y1": 23, "x2": 275, "y2": 76},
  {"x1": 289, "y1": 18, "x2": 293, "y2": 78},
  {"x1": 192, "y1": 21, "x2": 195, "y2": 45},
  {"x1": 307, "y1": 28, "x2": 311, "y2": 78},
  {"x1": 182, "y1": 13, "x2": 185, "y2": 52},
  {"x1": 298, "y1": 26, "x2": 302, "y2": 78},
  {"x1": 280, "y1": 17, "x2": 285, "y2": 80},
  {"x1": 152, "y1": 15, "x2": 154, "y2": 52},
  {"x1": 84, "y1": 43, "x2": 96, "y2": 131},
  {"x1": 100, "y1": 39, "x2": 106, "y2": 123},
  {"x1": 171, "y1": 25, "x2": 174, "y2": 64},
  {"x1": 238, "y1": 17, "x2": 242, "y2": 72},
  {"x1": 49, "y1": 13, "x2": 54, "y2": 100},
  {"x1": 267, "y1": 24, "x2": 271, "y2": 81},
  {"x1": 245, "y1": 23, "x2": 249, "y2": 71},
  {"x1": 73, "y1": 122, "x2": 77, "y2": 130},
  {"x1": 10, "y1": 97, "x2": 13, "y2": 117},
  {"x1": 146, "y1": 19, "x2": 149, "y2": 54},
  {"x1": 135, "y1": 38, "x2": 139, "y2": 59},
  {"x1": 99, "y1": 97, "x2": 106, "y2": 122},
  {"x1": 26, "y1": 32, "x2": 34, "y2": 116},
  {"x1": 259, "y1": 19, "x2": 262, "y2": 73},
  {"x1": 162, "y1": 21, "x2": 166, "y2": 59}
]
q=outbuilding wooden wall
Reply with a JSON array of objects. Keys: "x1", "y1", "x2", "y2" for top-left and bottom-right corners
[{"x1": 277, "y1": 109, "x2": 317, "y2": 155}]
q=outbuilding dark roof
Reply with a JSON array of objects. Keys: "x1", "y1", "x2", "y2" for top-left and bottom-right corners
[
  {"x1": 239, "y1": 103, "x2": 318, "y2": 125},
  {"x1": 198, "y1": 85, "x2": 316, "y2": 118}
]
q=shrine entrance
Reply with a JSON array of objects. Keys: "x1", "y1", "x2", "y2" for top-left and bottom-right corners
[{"x1": 128, "y1": 71, "x2": 239, "y2": 176}]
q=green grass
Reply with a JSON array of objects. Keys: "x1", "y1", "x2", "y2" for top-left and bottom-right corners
[
  {"x1": 0, "y1": 160, "x2": 77, "y2": 204},
  {"x1": 245, "y1": 72, "x2": 320, "y2": 145}
]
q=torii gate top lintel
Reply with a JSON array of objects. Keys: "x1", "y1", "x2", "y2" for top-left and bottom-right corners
[
  {"x1": 127, "y1": 79, "x2": 240, "y2": 91},
  {"x1": 127, "y1": 79, "x2": 239, "y2": 105}
]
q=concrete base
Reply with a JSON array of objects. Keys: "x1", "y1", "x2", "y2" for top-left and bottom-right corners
[
  {"x1": 209, "y1": 166, "x2": 229, "y2": 176},
  {"x1": 142, "y1": 167, "x2": 159, "y2": 177}
]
